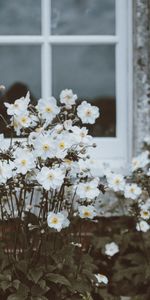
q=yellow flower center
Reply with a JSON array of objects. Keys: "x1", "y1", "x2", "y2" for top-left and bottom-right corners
[
  {"x1": 51, "y1": 217, "x2": 59, "y2": 224},
  {"x1": 85, "y1": 109, "x2": 92, "y2": 116},
  {"x1": 58, "y1": 141, "x2": 65, "y2": 149},
  {"x1": 43, "y1": 144, "x2": 50, "y2": 151},
  {"x1": 130, "y1": 188, "x2": 135, "y2": 193},
  {"x1": 14, "y1": 103, "x2": 19, "y2": 108},
  {"x1": 83, "y1": 211, "x2": 91, "y2": 218},
  {"x1": 45, "y1": 106, "x2": 52, "y2": 113},
  {"x1": 114, "y1": 178, "x2": 120, "y2": 184},
  {"x1": 143, "y1": 211, "x2": 149, "y2": 216},
  {"x1": 21, "y1": 159, "x2": 27, "y2": 166},
  {"x1": 21, "y1": 116, "x2": 28, "y2": 124},
  {"x1": 85, "y1": 186, "x2": 91, "y2": 192},
  {"x1": 48, "y1": 173, "x2": 54, "y2": 181}
]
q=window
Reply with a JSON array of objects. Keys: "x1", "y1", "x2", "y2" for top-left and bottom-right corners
[{"x1": 0, "y1": 0, "x2": 132, "y2": 170}]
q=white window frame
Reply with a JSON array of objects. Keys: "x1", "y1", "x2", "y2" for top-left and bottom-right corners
[{"x1": 0, "y1": 0, "x2": 133, "y2": 171}]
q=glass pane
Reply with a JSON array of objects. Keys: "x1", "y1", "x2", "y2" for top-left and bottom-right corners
[
  {"x1": 0, "y1": 46, "x2": 41, "y2": 136},
  {"x1": 51, "y1": 0, "x2": 115, "y2": 35},
  {"x1": 0, "y1": 0, "x2": 41, "y2": 35},
  {"x1": 52, "y1": 45, "x2": 116, "y2": 137}
]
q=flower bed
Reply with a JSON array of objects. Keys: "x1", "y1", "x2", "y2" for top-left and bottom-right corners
[{"x1": 0, "y1": 89, "x2": 150, "y2": 299}]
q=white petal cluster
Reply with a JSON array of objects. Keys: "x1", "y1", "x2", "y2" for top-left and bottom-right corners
[
  {"x1": 0, "y1": 161, "x2": 13, "y2": 184},
  {"x1": 76, "y1": 178, "x2": 100, "y2": 199},
  {"x1": 14, "y1": 149, "x2": 35, "y2": 175},
  {"x1": 136, "y1": 220, "x2": 150, "y2": 232},
  {"x1": 47, "y1": 211, "x2": 70, "y2": 232},
  {"x1": 132, "y1": 151, "x2": 149, "y2": 172},
  {"x1": 4, "y1": 92, "x2": 30, "y2": 116},
  {"x1": 95, "y1": 273, "x2": 108, "y2": 285},
  {"x1": 37, "y1": 167, "x2": 65, "y2": 190},
  {"x1": 124, "y1": 183, "x2": 142, "y2": 200},
  {"x1": 77, "y1": 101, "x2": 99, "y2": 124},
  {"x1": 107, "y1": 173, "x2": 125, "y2": 192},
  {"x1": 36, "y1": 97, "x2": 60, "y2": 124},
  {"x1": 60, "y1": 89, "x2": 77, "y2": 107},
  {"x1": 78, "y1": 205, "x2": 97, "y2": 219},
  {"x1": 105, "y1": 242, "x2": 119, "y2": 256}
]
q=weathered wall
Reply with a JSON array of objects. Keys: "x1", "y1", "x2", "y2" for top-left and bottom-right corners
[{"x1": 133, "y1": 0, "x2": 150, "y2": 155}]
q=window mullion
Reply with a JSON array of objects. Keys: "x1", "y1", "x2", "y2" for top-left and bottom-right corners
[
  {"x1": 41, "y1": 0, "x2": 51, "y2": 98},
  {"x1": 48, "y1": 35, "x2": 118, "y2": 45}
]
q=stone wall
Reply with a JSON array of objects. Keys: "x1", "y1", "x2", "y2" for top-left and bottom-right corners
[{"x1": 133, "y1": 0, "x2": 150, "y2": 155}]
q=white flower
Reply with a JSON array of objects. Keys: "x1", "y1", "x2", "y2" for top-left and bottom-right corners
[
  {"x1": 14, "y1": 150, "x2": 35, "y2": 175},
  {"x1": 78, "y1": 205, "x2": 97, "y2": 219},
  {"x1": 105, "y1": 242, "x2": 119, "y2": 256},
  {"x1": 37, "y1": 167, "x2": 64, "y2": 190},
  {"x1": 60, "y1": 89, "x2": 77, "y2": 106},
  {"x1": 55, "y1": 133, "x2": 71, "y2": 159},
  {"x1": 16, "y1": 113, "x2": 31, "y2": 128},
  {"x1": 107, "y1": 173, "x2": 125, "y2": 192},
  {"x1": 136, "y1": 220, "x2": 150, "y2": 232},
  {"x1": 132, "y1": 151, "x2": 149, "y2": 171},
  {"x1": 63, "y1": 119, "x2": 73, "y2": 131},
  {"x1": 77, "y1": 101, "x2": 99, "y2": 124},
  {"x1": 0, "y1": 161, "x2": 13, "y2": 184},
  {"x1": 76, "y1": 178, "x2": 100, "y2": 199},
  {"x1": 47, "y1": 211, "x2": 70, "y2": 232},
  {"x1": 124, "y1": 183, "x2": 142, "y2": 200},
  {"x1": 4, "y1": 92, "x2": 30, "y2": 116},
  {"x1": 139, "y1": 200, "x2": 150, "y2": 220},
  {"x1": 34, "y1": 134, "x2": 55, "y2": 159},
  {"x1": 36, "y1": 97, "x2": 60, "y2": 123},
  {"x1": 95, "y1": 273, "x2": 108, "y2": 285},
  {"x1": 71, "y1": 126, "x2": 92, "y2": 144}
]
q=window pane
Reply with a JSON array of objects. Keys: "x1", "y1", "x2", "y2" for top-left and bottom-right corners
[
  {"x1": 0, "y1": 0, "x2": 41, "y2": 35},
  {"x1": 0, "y1": 46, "x2": 41, "y2": 136},
  {"x1": 51, "y1": 0, "x2": 115, "y2": 35},
  {"x1": 52, "y1": 45, "x2": 116, "y2": 137}
]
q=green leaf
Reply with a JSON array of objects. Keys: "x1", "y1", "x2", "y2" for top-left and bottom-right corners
[
  {"x1": 29, "y1": 268, "x2": 43, "y2": 284},
  {"x1": 7, "y1": 295, "x2": 25, "y2": 300},
  {"x1": 46, "y1": 273, "x2": 71, "y2": 287}
]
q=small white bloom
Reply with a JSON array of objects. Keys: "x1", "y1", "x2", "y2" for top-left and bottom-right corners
[
  {"x1": 136, "y1": 220, "x2": 150, "y2": 232},
  {"x1": 71, "y1": 242, "x2": 82, "y2": 248},
  {"x1": 71, "y1": 126, "x2": 92, "y2": 144},
  {"x1": 4, "y1": 92, "x2": 30, "y2": 116},
  {"x1": 132, "y1": 151, "x2": 149, "y2": 172},
  {"x1": 63, "y1": 119, "x2": 73, "y2": 131},
  {"x1": 124, "y1": 183, "x2": 142, "y2": 200},
  {"x1": 140, "y1": 209, "x2": 150, "y2": 220},
  {"x1": 77, "y1": 101, "x2": 99, "y2": 124},
  {"x1": 78, "y1": 205, "x2": 97, "y2": 219},
  {"x1": 60, "y1": 89, "x2": 77, "y2": 106},
  {"x1": 47, "y1": 211, "x2": 70, "y2": 232},
  {"x1": 95, "y1": 273, "x2": 108, "y2": 285},
  {"x1": 107, "y1": 173, "x2": 125, "y2": 192},
  {"x1": 0, "y1": 161, "x2": 13, "y2": 184},
  {"x1": 37, "y1": 167, "x2": 64, "y2": 190},
  {"x1": 105, "y1": 242, "x2": 119, "y2": 256},
  {"x1": 55, "y1": 133, "x2": 71, "y2": 159},
  {"x1": 14, "y1": 150, "x2": 35, "y2": 175},
  {"x1": 16, "y1": 113, "x2": 31, "y2": 128},
  {"x1": 76, "y1": 178, "x2": 100, "y2": 199},
  {"x1": 34, "y1": 134, "x2": 55, "y2": 159},
  {"x1": 37, "y1": 97, "x2": 60, "y2": 123}
]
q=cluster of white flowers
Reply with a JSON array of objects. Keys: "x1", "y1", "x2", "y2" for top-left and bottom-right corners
[
  {"x1": 1, "y1": 89, "x2": 101, "y2": 232},
  {"x1": 132, "y1": 151, "x2": 149, "y2": 172}
]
